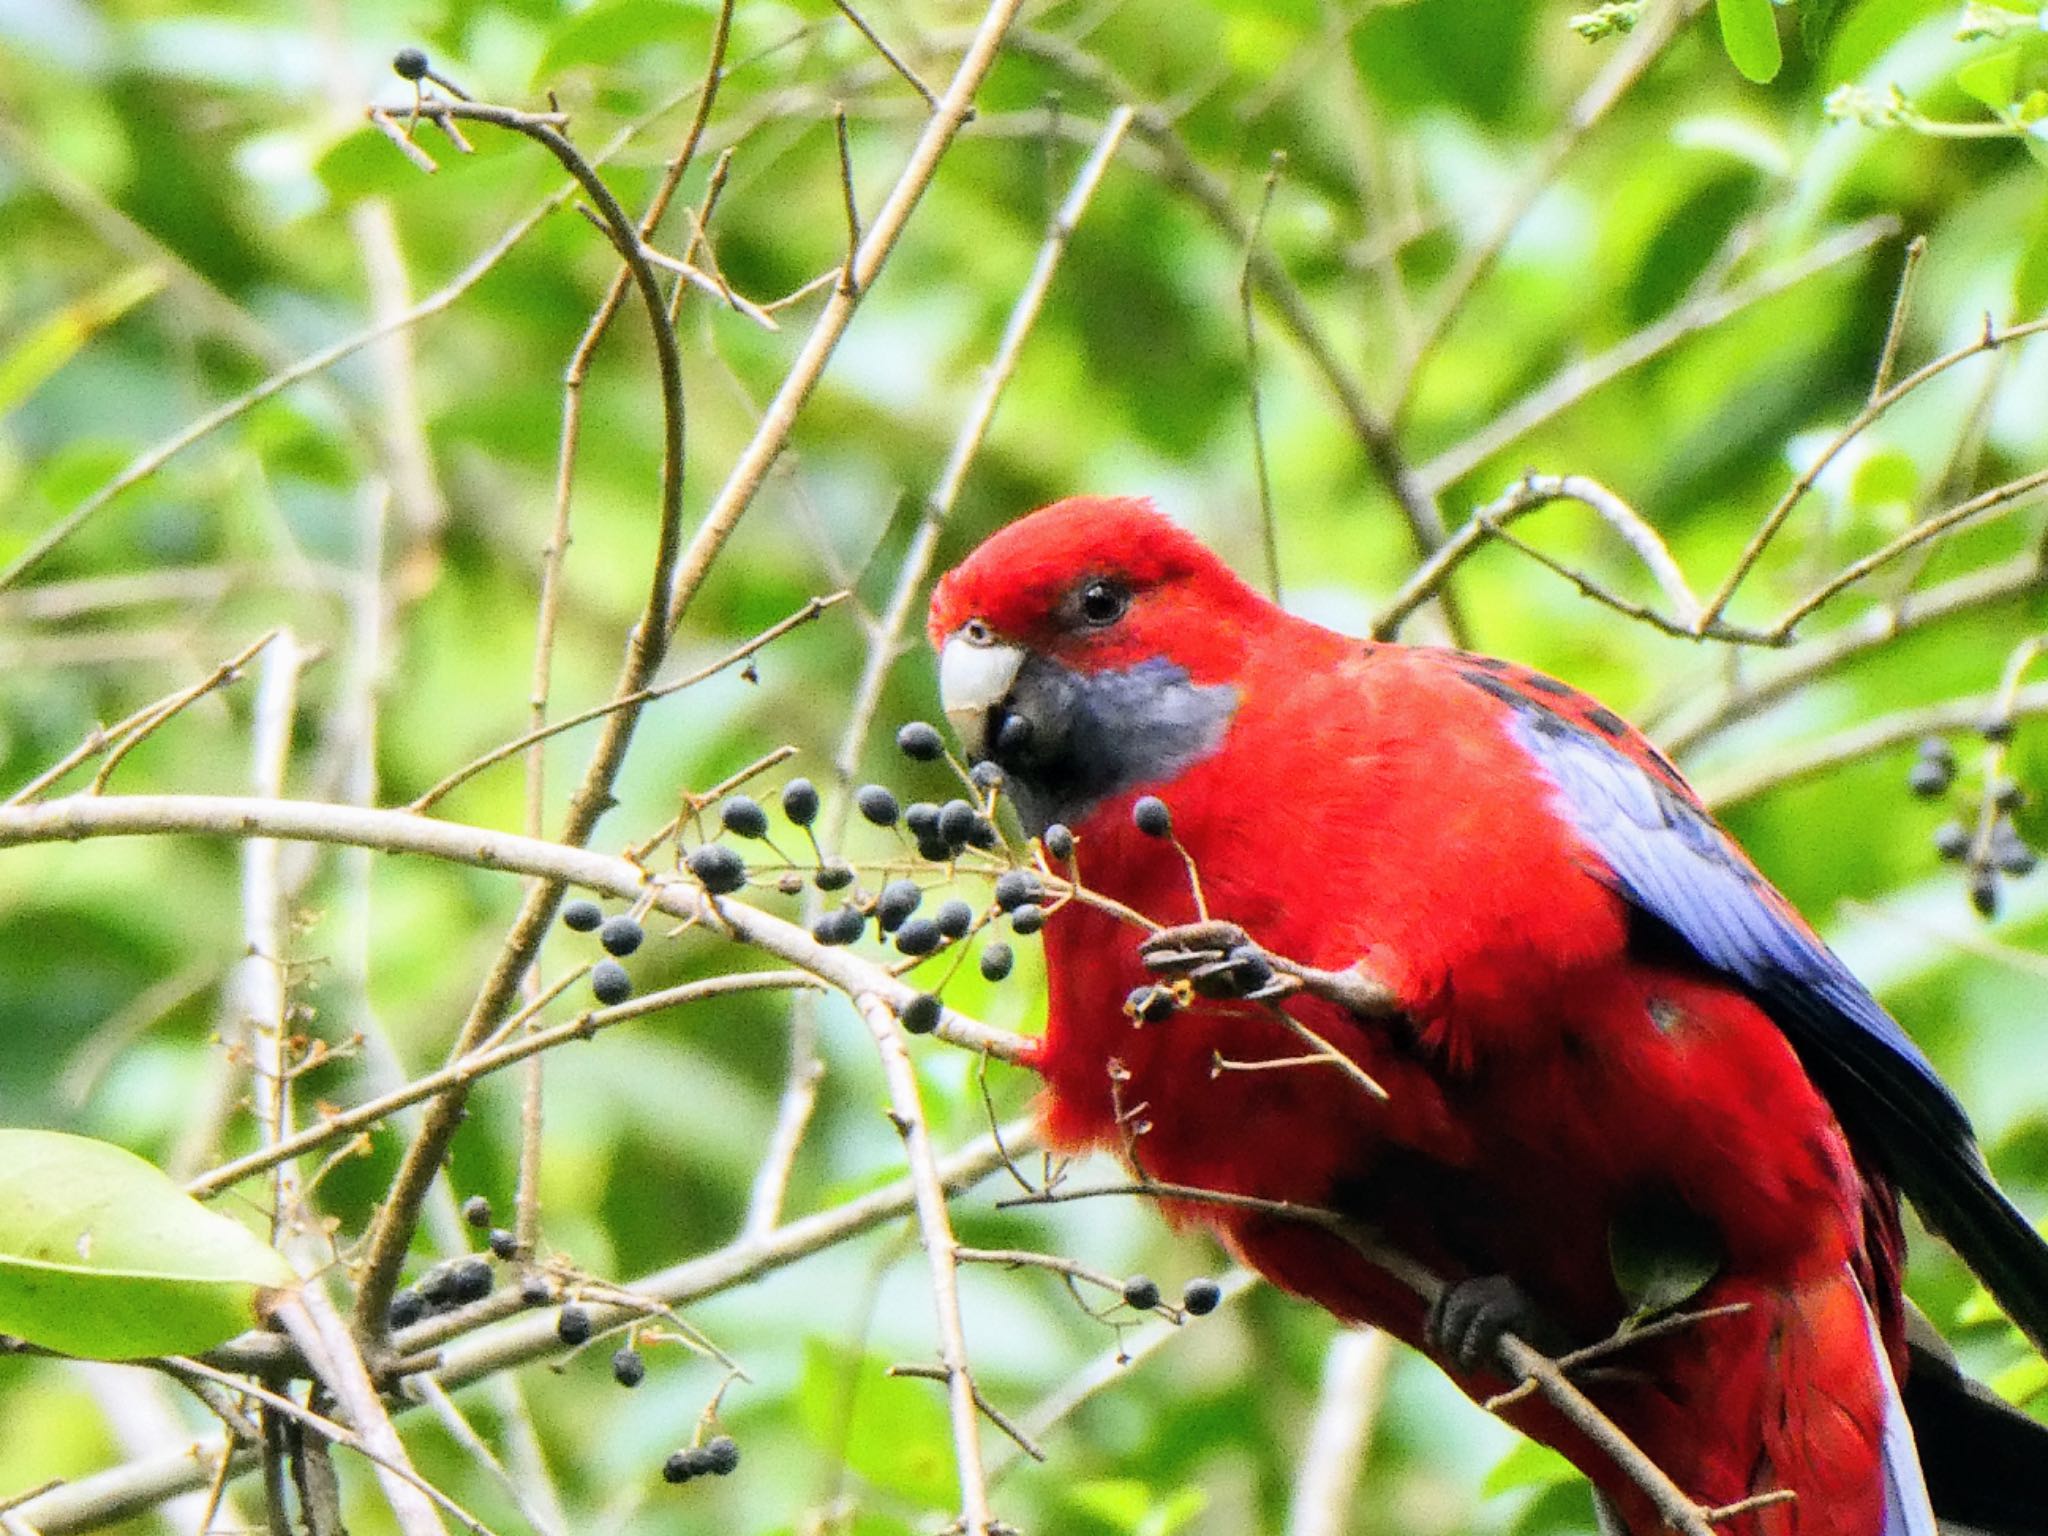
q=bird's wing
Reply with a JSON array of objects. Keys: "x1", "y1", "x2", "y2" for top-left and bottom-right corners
[{"x1": 1429, "y1": 649, "x2": 2048, "y2": 1352}]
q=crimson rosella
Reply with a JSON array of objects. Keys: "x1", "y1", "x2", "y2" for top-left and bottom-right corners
[{"x1": 927, "y1": 496, "x2": 2048, "y2": 1536}]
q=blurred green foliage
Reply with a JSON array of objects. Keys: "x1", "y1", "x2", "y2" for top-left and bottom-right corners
[{"x1": 1, "y1": 1, "x2": 2046, "y2": 1533}]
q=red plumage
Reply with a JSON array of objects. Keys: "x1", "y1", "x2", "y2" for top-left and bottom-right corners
[{"x1": 924, "y1": 496, "x2": 2031, "y2": 1534}]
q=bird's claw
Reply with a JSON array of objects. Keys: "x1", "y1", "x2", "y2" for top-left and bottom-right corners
[
  {"x1": 1426, "y1": 1274, "x2": 1567, "y2": 1377},
  {"x1": 1141, "y1": 923, "x2": 1291, "y2": 1001}
]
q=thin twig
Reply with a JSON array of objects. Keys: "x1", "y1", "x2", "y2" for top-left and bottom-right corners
[
  {"x1": 1374, "y1": 473, "x2": 1726, "y2": 641},
  {"x1": 1763, "y1": 466, "x2": 2048, "y2": 639},
  {"x1": 859, "y1": 994, "x2": 994, "y2": 1533},
  {"x1": 188, "y1": 970, "x2": 821, "y2": 1200},
  {"x1": 1240, "y1": 151, "x2": 1287, "y2": 600},
  {"x1": 1659, "y1": 550, "x2": 2044, "y2": 757},
  {"x1": 998, "y1": 1178, "x2": 1720, "y2": 1536},
  {"x1": 1871, "y1": 234, "x2": 1928, "y2": 401},
  {"x1": 1696, "y1": 314, "x2": 2048, "y2": 630},
  {"x1": 1417, "y1": 217, "x2": 1898, "y2": 492},
  {"x1": 8, "y1": 630, "x2": 282, "y2": 806},
  {"x1": 350, "y1": 92, "x2": 698, "y2": 1346},
  {"x1": 1286, "y1": 1330, "x2": 1393, "y2": 1536},
  {"x1": 270, "y1": 1294, "x2": 451, "y2": 1536},
  {"x1": 831, "y1": 0, "x2": 941, "y2": 108},
  {"x1": 407, "y1": 591, "x2": 845, "y2": 812},
  {"x1": 1392, "y1": 0, "x2": 1709, "y2": 425},
  {"x1": 1698, "y1": 681, "x2": 2048, "y2": 810},
  {"x1": 659, "y1": 0, "x2": 1033, "y2": 639}
]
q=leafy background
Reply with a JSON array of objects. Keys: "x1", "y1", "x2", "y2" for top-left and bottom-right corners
[{"x1": 1, "y1": 0, "x2": 2046, "y2": 1532}]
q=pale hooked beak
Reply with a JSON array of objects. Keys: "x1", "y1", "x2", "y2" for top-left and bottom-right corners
[{"x1": 939, "y1": 631, "x2": 1024, "y2": 760}]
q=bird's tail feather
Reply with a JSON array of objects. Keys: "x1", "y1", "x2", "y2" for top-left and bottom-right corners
[{"x1": 1902, "y1": 1308, "x2": 2048, "y2": 1536}]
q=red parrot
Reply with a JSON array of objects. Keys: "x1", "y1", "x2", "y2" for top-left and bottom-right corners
[{"x1": 926, "y1": 496, "x2": 2048, "y2": 1536}]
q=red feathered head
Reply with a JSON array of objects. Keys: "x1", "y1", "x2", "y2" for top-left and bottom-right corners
[{"x1": 927, "y1": 496, "x2": 1263, "y2": 830}]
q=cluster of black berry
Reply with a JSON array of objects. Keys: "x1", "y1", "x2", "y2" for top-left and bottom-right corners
[
  {"x1": 386, "y1": 1194, "x2": 515, "y2": 1329},
  {"x1": 1113, "y1": 1274, "x2": 1222, "y2": 1316},
  {"x1": 1912, "y1": 735, "x2": 2038, "y2": 917},
  {"x1": 662, "y1": 1435, "x2": 740, "y2": 1484}
]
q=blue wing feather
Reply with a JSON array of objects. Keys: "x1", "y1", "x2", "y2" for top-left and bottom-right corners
[
  {"x1": 1458, "y1": 672, "x2": 2048, "y2": 1354},
  {"x1": 1502, "y1": 705, "x2": 1961, "y2": 1124}
]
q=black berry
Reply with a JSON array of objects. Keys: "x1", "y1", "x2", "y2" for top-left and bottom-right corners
[
  {"x1": 1991, "y1": 777, "x2": 2024, "y2": 812},
  {"x1": 1010, "y1": 903, "x2": 1045, "y2": 936},
  {"x1": 905, "y1": 802, "x2": 942, "y2": 841},
  {"x1": 489, "y1": 1228, "x2": 518, "y2": 1261},
  {"x1": 520, "y1": 1274, "x2": 553, "y2": 1308},
  {"x1": 915, "y1": 834, "x2": 954, "y2": 864},
  {"x1": 592, "y1": 960, "x2": 633, "y2": 1006},
  {"x1": 1121, "y1": 1275, "x2": 1161, "y2": 1310},
  {"x1": 1970, "y1": 869, "x2": 2000, "y2": 918},
  {"x1": 875, "y1": 879, "x2": 923, "y2": 932},
  {"x1": 1125, "y1": 984, "x2": 1176, "y2": 1023},
  {"x1": 993, "y1": 870, "x2": 1041, "y2": 912},
  {"x1": 1043, "y1": 823, "x2": 1075, "y2": 861},
  {"x1": 812, "y1": 906, "x2": 865, "y2": 946},
  {"x1": 1992, "y1": 823, "x2": 2038, "y2": 876},
  {"x1": 702, "y1": 1436, "x2": 740, "y2": 1476},
  {"x1": 855, "y1": 785, "x2": 900, "y2": 826},
  {"x1": 897, "y1": 721, "x2": 945, "y2": 761},
  {"x1": 392, "y1": 46, "x2": 430, "y2": 80},
  {"x1": 1133, "y1": 796, "x2": 1172, "y2": 838},
  {"x1": 938, "y1": 799, "x2": 977, "y2": 847},
  {"x1": 556, "y1": 1304, "x2": 593, "y2": 1346},
  {"x1": 970, "y1": 760, "x2": 1003, "y2": 792},
  {"x1": 814, "y1": 858, "x2": 855, "y2": 892},
  {"x1": 720, "y1": 795, "x2": 770, "y2": 840},
  {"x1": 686, "y1": 844, "x2": 747, "y2": 894},
  {"x1": 895, "y1": 916, "x2": 942, "y2": 956},
  {"x1": 901, "y1": 993, "x2": 942, "y2": 1034},
  {"x1": 1907, "y1": 759, "x2": 1953, "y2": 798},
  {"x1": 1182, "y1": 1277, "x2": 1222, "y2": 1316},
  {"x1": 450, "y1": 1258, "x2": 493, "y2": 1303},
  {"x1": 563, "y1": 899, "x2": 603, "y2": 932},
  {"x1": 979, "y1": 942, "x2": 1014, "y2": 982},
  {"x1": 1934, "y1": 822, "x2": 1970, "y2": 862},
  {"x1": 418, "y1": 1262, "x2": 463, "y2": 1307},
  {"x1": 463, "y1": 1194, "x2": 493, "y2": 1228},
  {"x1": 934, "y1": 898, "x2": 974, "y2": 939},
  {"x1": 1981, "y1": 716, "x2": 2015, "y2": 744},
  {"x1": 388, "y1": 1288, "x2": 426, "y2": 1329},
  {"x1": 662, "y1": 1450, "x2": 703, "y2": 1484},
  {"x1": 612, "y1": 1347, "x2": 646, "y2": 1388},
  {"x1": 966, "y1": 815, "x2": 999, "y2": 850},
  {"x1": 600, "y1": 915, "x2": 645, "y2": 956},
  {"x1": 781, "y1": 778, "x2": 820, "y2": 827}
]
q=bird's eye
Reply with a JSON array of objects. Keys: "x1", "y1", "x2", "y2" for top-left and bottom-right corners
[{"x1": 1077, "y1": 579, "x2": 1129, "y2": 628}]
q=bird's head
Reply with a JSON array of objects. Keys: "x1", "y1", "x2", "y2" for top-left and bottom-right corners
[{"x1": 927, "y1": 496, "x2": 1258, "y2": 832}]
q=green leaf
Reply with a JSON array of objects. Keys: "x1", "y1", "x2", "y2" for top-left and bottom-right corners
[
  {"x1": 1481, "y1": 1436, "x2": 1578, "y2": 1496},
  {"x1": 1717, "y1": 0, "x2": 1785, "y2": 81},
  {"x1": 537, "y1": 0, "x2": 711, "y2": 77},
  {"x1": 2011, "y1": 725, "x2": 2048, "y2": 846},
  {"x1": 0, "y1": 268, "x2": 165, "y2": 418},
  {"x1": 796, "y1": 1339, "x2": 954, "y2": 1507},
  {"x1": 1065, "y1": 1480, "x2": 1209, "y2": 1536},
  {"x1": 1609, "y1": 1197, "x2": 1723, "y2": 1321},
  {"x1": 1957, "y1": 43, "x2": 2026, "y2": 109},
  {"x1": 1850, "y1": 447, "x2": 1919, "y2": 511},
  {"x1": 0, "y1": 1130, "x2": 296, "y2": 1360},
  {"x1": 1799, "y1": 0, "x2": 1858, "y2": 56}
]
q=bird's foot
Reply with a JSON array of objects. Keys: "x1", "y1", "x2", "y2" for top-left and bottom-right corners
[
  {"x1": 1139, "y1": 922, "x2": 1297, "y2": 1002},
  {"x1": 1139, "y1": 922, "x2": 1398, "y2": 1018},
  {"x1": 1426, "y1": 1274, "x2": 1568, "y2": 1376}
]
